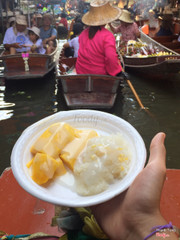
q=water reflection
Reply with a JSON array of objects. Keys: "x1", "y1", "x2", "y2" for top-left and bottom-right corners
[
  {"x1": 0, "y1": 110, "x2": 14, "y2": 120},
  {"x1": 0, "y1": 85, "x2": 15, "y2": 120}
]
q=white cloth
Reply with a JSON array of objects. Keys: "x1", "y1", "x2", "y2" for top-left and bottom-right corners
[
  {"x1": 3, "y1": 27, "x2": 29, "y2": 52},
  {"x1": 69, "y1": 36, "x2": 79, "y2": 58},
  {"x1": 26, "y1": 38, "x2": 46, "y2": 54},
  {"x1": 178, "y1": 35, "x2": 180, "y2": 42}
]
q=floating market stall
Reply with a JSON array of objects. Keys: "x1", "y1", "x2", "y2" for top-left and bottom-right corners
[{"x1": 117, "y1": 31, "x2": 180, "y2": 75}]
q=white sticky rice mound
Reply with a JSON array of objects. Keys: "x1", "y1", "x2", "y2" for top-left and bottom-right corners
[{"x1": 74, "y1": 134, "x2": 132, "y2": 196}]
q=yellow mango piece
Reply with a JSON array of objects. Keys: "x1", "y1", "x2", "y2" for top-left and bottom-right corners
[
  {"x1": 55, "y1": 158, "x2": 67, "y2": 177},
  {"x1": 31, "y1": 153, "x2": 64, "y2": 185},
  {"x1": 31, "y1": 123, "x2": 61, "y2": 155},
  {"x1": 26, "y1": 158, "x2": 34, "y2": 168},
  {"x1": 31, "y1": 122, "x2": 78, "y2": 158},
  {"x1": 60, "y1": 130, "x2": 98, "y2": 171}
]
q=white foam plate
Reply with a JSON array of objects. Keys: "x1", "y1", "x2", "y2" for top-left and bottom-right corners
[{"x1": 11, "y1": 110, "x2": 146, "y2": 207}]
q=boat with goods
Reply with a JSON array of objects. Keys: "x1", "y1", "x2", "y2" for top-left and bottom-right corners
[{"x1": 117, "y1": 31, "x2": 180, "y2": 75}]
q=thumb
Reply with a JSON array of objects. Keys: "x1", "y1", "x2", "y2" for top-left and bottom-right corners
[{"x1": 148, "y1": 132, "x2": 166, "y2": 167}]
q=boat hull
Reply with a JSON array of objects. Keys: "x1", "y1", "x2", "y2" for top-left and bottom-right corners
[
  {"x1": 124, "y1": 55, "x2": 180, "y2": 74},
  {"x1": 0, "y1": 48, "x2": 58, "y2": 80}
]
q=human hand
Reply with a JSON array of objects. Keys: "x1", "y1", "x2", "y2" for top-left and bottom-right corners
[
  {"x1": 31, "y1": 44, "x2": 37, "y2": 52},
  {"x1": 91, "y1": 133, "x2": 170, "y2": 240},
  {"x1": 43, "y1": 39, "x2": 47, "y2": 45},
  {"x1": 14, "y1": 43, "x2": 21, "y2": 48}
]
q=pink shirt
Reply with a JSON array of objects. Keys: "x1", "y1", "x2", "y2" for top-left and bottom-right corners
[
  {"x1": 76, "y1": 27, "x2": 122, "y2": 76},
  {"x1": 115, "y1": 22, "x2": 139, "y2": 42}
]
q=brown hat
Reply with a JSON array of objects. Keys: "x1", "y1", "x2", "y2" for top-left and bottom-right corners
[
  {"x1": 27, "y1": 26, "x2": 40, "y2": 37},
  {"x1": 36, "y1": 13, "x2": 42, "y2": 18},
  {"x1": 119, "y1": 9, "x2": 134, "y2": 23},
  {"x1": 82, "y1": 0, "x2": 121, "y2": 26},
  {"x1": 16, "y1": 15, "x2": 27, "y2": 25}
]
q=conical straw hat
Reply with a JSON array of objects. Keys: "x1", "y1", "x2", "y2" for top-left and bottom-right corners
[
  {"x1": 82, "y1": 0, "x2": 121, "y2": 26},
  {"x1": 119, "y1": 9, "x2": 134, "y2": 23}
]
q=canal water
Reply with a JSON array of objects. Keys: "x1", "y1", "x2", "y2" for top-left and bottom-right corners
[{"x1": 0, "y1": 71, "x2": 180, "y2": 175}]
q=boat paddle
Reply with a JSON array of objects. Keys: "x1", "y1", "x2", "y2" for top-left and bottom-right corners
[
  {"x1": 120, "y1": 70, "x2": 156, "y2": 118},
  {"x1": 121, "y1": 69, "x2": 146, "y2": 109},
  {"x1": 126, "y1": 78, "x2": 146, "y2": 109}
]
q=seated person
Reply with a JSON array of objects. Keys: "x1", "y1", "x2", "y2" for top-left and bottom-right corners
[
  {"x1": 59, "y1": 12, "x2": 68, "y2": 29},
  {"x1": 109, "y1": 9, "x2": 140, "y2": 43},
  {"x1": 63, "y1": 22, "x2": 84, "y2": 58},
  {"x1": 3, "y1": 15, "x2": 29, "y2": 54},
  {"x1": 76, "y1": 1, "x2": 122, "y2": 76},
  {"x1": 57, "y1": 24, "x2": 68, "y2": 39},
  {"x1": 31, "y1": 13, "x2": 43, "y2": 28},
  {"x1": 40, "y1": 14, "x2": 57, "y2": 54},
  {"x1": 6, "y1": 16, "x2": 16, "y2": 29},
  {"x1": 156, "y1": 12, "x2": 174, "y2": 36},
  {"x1": 26, "y1": 26, "x2": 45, "y2": 54}
]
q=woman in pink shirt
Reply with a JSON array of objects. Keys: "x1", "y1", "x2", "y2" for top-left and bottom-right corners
[
  {"x1": 76, "y1": 0, "x2": 123, "y2": 76},
  {"x1": 109, "y1": 9, "x2": 140, "y2": 43}
]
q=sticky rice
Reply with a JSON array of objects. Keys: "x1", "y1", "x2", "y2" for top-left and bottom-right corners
[{"x1": 74, "y1": 134, "x2": 132, "y2": 196}]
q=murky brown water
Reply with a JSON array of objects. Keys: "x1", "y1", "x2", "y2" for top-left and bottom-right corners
[{"x1": 0, "y1": 71, "x2": 180, "y2": 175}]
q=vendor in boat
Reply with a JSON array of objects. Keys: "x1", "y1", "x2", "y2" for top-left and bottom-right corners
[
  {"x1": 109, "y1": 9, "x2": 140, "y2": 43},
  {"x1": 155, "y1": 10, "x2": 174, "y2": 36},
  {"x1": 40, "y1": 14, "x2": 57, "y2": 54},
  {"x1": 3, "y1": 15, "x2": 28, "y2": 55},
  {"x1": 26, "y1": 26, "x2": 46, "y2": 54},
  {"x1": 76, "y1": 0, "x2": 123, "y2": 77}
]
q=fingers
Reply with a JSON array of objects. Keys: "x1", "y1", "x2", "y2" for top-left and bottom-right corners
[{"x1": 148, "y1": 132, "x2": 166, "y2": 167}]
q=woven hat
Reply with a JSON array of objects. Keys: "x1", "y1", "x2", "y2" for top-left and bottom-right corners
[
  {"x1": 82, "y1": 0, "x2": 121, "y2": 26},
  {"x1": 6, "y1": 17, "x2": 15, "y2": 28},
  {"x1": 15, "y1": 15, "x2": 27, "y2": 25},
  {"x1": 36, "y1": 13, "x2": 42, "y2": 18},
  {"x1": 119, "y1": 9, "x2": 134, "y2": 23},
  {"x1": 162, "y1": 9, "x2": 173, "y2": 21},
  {"x1": 27, "y1": 26, "x2": 40, "y2": 37}
]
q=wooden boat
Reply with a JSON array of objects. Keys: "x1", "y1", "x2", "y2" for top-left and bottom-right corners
[
  {"x1": 0, "y1": 47, "x2": 58, "y2": 80},
  {"x1": 117, "y1": 31, "x2": 180, "y2": 75},
  {"x1": 152, "y1": 35, "x2": 180, "y2": 54},
  {"x1": 0, "y1": 168, "x2": 62, "y2": 237},
  {"x1": 1, "y1": 167, "x2": 180, "y2": 234},
  {"x1": 57, "y1": 57, "x2": 122, "y2": 109}
]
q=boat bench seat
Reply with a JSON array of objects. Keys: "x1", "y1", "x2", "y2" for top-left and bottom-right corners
[
  {"x1": 162, "y1": 41, "x2": 180, "y2": 51},
  {"x1": 59, "y1": 74, "x2": 121, "y2": 109},
  {"x1": 153, "y1": 35, "x2": 178, "y2": 43}
]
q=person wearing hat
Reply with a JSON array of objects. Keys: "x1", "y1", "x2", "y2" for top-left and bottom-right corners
[
  {"x1": 25, "y1": 26, "x2": 46, "y2": 54},
  {"x1": 156, "y1": 11, "x2": 174, "y2": 36},
  {"x1": 109, "y1": 9, "x2": 140, "y2": 43},
  {"x1": 3, "y1": 15, "x2": 28, "y2": 54},
  {"x1": 76, "y1": 0, "x2": 123, "y2": 77},
  {"x1": 40, "y1": 13, "x2": 57, "y2": 54},
  {"x1": 6, "y1": 17, "x2": 16, "y2": 29},
  {"x1": 31, "y1": 13, "x2": 43, "y2": 28}
]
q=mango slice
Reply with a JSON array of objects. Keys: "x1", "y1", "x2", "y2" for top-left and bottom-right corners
[
  {"x1": 31, "y1": 153, "x2": 66, "y2": 185},
  {"x1": 60, "y1": 130, "x2": 98, "y2": 171},
  {"x1": 31, "y1": 122, "x2": 78, "y2": 158}
]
